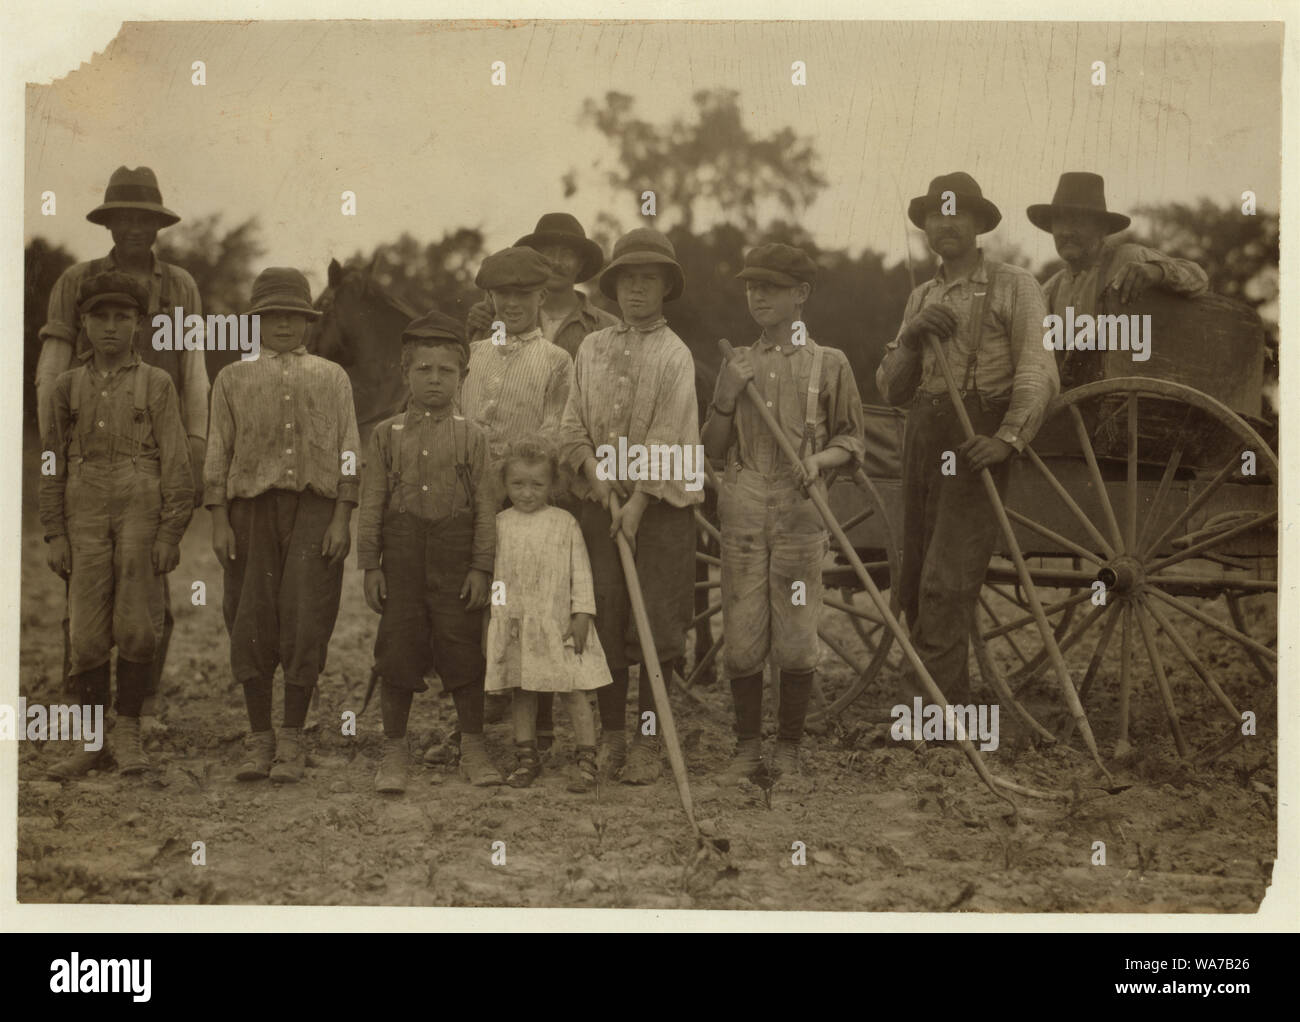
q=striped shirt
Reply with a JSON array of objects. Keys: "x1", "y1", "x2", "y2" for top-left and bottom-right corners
[
  {"x1": 876, "y1": 255, "x2": 1059, "y2": 450},
  {"x1": 705, "y1": 335, "x2": 866, "y2": 480},
  {"x1": 204, "y1": 346, "x2": 361, "y2": 507},
  {"x1": 1042, "y1": 241, "x2": 1209, "y2": 317},
  {"x1": 357, "y1": 403, "x2": 496, "y2": 572},
  {"x1": 36, "y1": 250, "x2": 209, "y2": 443},
  {"x1": 461, "y1": 328, "x2": 574, "y2": 463},
  {"x1": 558, "y1": 318, "x2": 704, "y2": 508}
]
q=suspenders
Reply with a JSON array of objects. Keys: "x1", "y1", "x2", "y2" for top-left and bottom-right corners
[
  {"x1": 388, "y1": 414, "x2": 474, "y2": 513},
  {"x1": 67, "y1": 363, "x2": 152, "y2": 462},
  {"x1": 956, "y1": 265, "x2": 999, "y2": 398},
  {"x1": 796, "y1": 343, "x2": 824, "y2": 460}
]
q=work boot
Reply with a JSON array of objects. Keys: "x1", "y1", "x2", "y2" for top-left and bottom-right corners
[
  {"x1": 236, "y1": 730, "x2": 276, "y2": 781},
  {"x1": 47, "y1": 744, "x2": 110, "y2": 780},
  {"x1": 715, "y1": 737, "x2": 762, "y2": 786},
  {"x1": 114, "y1": 716, "x2": 149, "y2": 775},
  {"x1": 771, "y1": 738, "x2": 813, "y2": 793},
  {"x1": 269, "y1": 726, "x2": 306, "y2": 784},
  {"x1": 597, "y1": 729, "x2": 627, "y2": 778},
  {"x1": 374, "y1": 736, "x2": 409, "y2": 794},
  {"x1": 566, "y1": 745, "x2": 599, "y2": 794},
  {"x1": 620, "y1": 734, "x2": 662, "y2": 785},
  {"x1": 458, "y1": 733, "x2": 503, "y2": 786},
  {"x1": 506, "y1": 741, "x2": 541, "y2": 789}
]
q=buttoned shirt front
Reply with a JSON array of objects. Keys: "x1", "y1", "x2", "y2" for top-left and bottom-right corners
[
  {"x1": 356, "y1": 402, "x2": 496, "y2": 572},
  {"x1": 461, "y1": 328, "x2": 575, "y2": 462},
  {"x1": 204, "y1": 346, "x2": 361, "y2": 507},
  {"x1": 36, "y1": 249, "x2": 209, "y2": 443},
  {"x1": 876, "y1": 255, "x2": 1059, "y2": 450},
  {"x1": 558, "y1": 318, "x2": 704, "y2": 507},
  {"x1": 705, "y1": 335, "x2": 866, "y2": 480}
]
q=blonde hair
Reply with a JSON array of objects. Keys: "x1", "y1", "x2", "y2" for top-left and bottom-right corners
[{"x1": 499, "y1": 436, "x2": 558, "y2": 485}]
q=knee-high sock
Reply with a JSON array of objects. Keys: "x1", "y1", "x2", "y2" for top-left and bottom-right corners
[
  {"x1": 381, "y1": 683, "x2": 414, "y2": 739},
  {"x1": 596, "y1": 666, "x2": 629, "y2": 733},
  {"x1": 283, "y1": 682, "x2": 312, "y2": 729},
  {"x1": 452, "y1": 683, "x2": 485, "y2": 735},
  {"x1": 730, "y1": 672, "x2": 763, "y2": 741},
  {"x1": 777, "y1": 669, "x2": 814, "y2": 742},
  {"x1": 243, "y1": 679, "x2": 273, "y2": 732}
]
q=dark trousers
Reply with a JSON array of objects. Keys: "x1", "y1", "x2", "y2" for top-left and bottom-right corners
[
  {"x1": 900, "y1": 393, "x2": 1011, "y2": 704},
  {"x1": 61, "y1": 579, "x2": 171, "y2": 701},
  {"x1": 223, "y1": 489, "x2": 345, "y2": 690},
  {"x1": 372, "y1": 510, "x2": 485, "y2": 694},
  {"x1": 579, "y1": 498, "x2": 694, "y2": 731}
]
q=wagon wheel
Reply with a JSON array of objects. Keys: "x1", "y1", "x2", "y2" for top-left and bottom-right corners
[
  {"x1": 973, "y1": 378, "x2": 1277, "y2": 760},
  {"x1": 684, "y1": 468, "x2": 902, "y2": 728}
]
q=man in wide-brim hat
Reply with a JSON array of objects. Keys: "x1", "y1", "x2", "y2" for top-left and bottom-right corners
[
  {"x1": 36, "y1": 166, "x2": 210, "y2": 730},
  {"x1": 1028, "y1": 171, "x2": 1208, "y2": 386},
  {"x1": 876, "y1": 172, "x2": 1059, "y2": 708}
]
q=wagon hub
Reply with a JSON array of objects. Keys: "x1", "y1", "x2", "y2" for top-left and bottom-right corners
[{"x1": 1097, "y1": 556, "x2": 1142, "y2": 594}]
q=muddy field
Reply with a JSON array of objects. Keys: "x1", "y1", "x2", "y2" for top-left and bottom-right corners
[{"x1": 14, "y1": 472, "x2": 1277, "y2": 913}]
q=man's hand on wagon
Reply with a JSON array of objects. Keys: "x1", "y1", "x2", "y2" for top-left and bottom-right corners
[
  {"x1": 1109, "y1": 261, "x2": 1164, "y2": 305},
  {"x1": 959, "y1": 435, "x2": 1015, "y2": 473}
]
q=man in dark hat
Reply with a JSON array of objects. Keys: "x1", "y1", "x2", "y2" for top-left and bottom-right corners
[
  {"x1": 876, "y1": 173, "x2": 1058, "y2": 710},
  {"x1": 205, "y1": 268, "x2": 360, "y2": 784},
  {"x1": 1028, "y1": 171, "x2": 1209, "y2": 387},
  {"x1": 358, "y1": 309, "x2": 503, "y2": 793},
  {"x1": 703, "y1": 243, "x2": 865, "y2": 788},
  {"x1": 467, "y1": 212, "x2": 619, "y2": 359},
  {"x1": 36, "y1": 167, "x2": 209, "y2": 732},
  {"x1": 39, "y1": 271, "x2": 194, "y2": 779}
]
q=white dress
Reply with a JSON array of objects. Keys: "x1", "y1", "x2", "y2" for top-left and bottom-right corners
[{"x1": 483, "y1": 506, "x2": 610, "y2": 692}]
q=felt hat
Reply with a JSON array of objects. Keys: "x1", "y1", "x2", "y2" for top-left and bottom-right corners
[
  {"x1": 907, "y1": 172, "x2": 1002, "y2": 233},
  {"x1": 401, "y1": 308, "x2": 469, "y2": 363},
  {"x1": 247, "y1": 267, "x2": 321, "y2": 319},
  {"x1": 735, "y1": 243, "x2": 818, "y2": 287},
  {"x1": 515, "y1": 213, "x2": 605, "y2": 283},
  {"x1": 76, "y1": 270, "x2": 150, "y2": 314},
  {"x1": 1027, "y1": 172, "x2": 1132, "y2": 235},
  {"x1": 597, "y1": 228, "x2": 684, "y2": 302},
  {"x1": 85, "y1": 166, "x2": 181, "y2": 227},
  {"x1": 475, "y1": 246, "x2": 552, "y2": 291}
]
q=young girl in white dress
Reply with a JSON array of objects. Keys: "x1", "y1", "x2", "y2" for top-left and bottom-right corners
[{"x1": 484, "y1": 438, "x2": 609, "y2": 791}]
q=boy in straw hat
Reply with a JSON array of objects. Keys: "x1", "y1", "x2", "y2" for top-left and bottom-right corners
[
  {"x1": 204, "y1": 268, "x2": 360, "y2": 784},
  {"x1": 40, "y1": 272, "x2": 194, "y2": 778},
  {"x1": 702, "y1": 243, "x2": 865, "y2": 788},
  {"x1": 37, "y1": 166, "x2": 209, "y2": 736},
  {"x1": 1027, "y1": 171, "x2": 1209, "y2": 389},
  {"x1": 557, "y1": 227, "x2": 703, "y2": 784},
  {"x1": 876, "y1": 173, "x2": 1058, "y2": 711},
  {"x1": 359, "y1": 311, "x2": 502, "y2": 792}
]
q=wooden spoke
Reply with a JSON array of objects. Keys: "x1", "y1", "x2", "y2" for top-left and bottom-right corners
[
  {"x1": 1145, "y1": 585, "x2": 1277, "y2": 662},
  {"x1": 1024, "y1": 447, "x2": 1117, "y2": 559},
  {"x1": 688, "y1": 602, "x2": 722, "y2": 631},
  {"x1": 818, "y1": 628, "x2": 868, "y2": 675},
  {"x1": 980, "y1": 589, "x2": 1094, "y2": 641},
  {"x1": 683, "y1": 633, "x2": 724, "y2": 689},
  {"x1": 694, "y1": 580, "x2": 720, "y2": 591},
  {"x1": 838, "y1": 505, "x2": 876, "y2": 532},
  {"x1": 1139, "y1": 455, "x2": 1241, "y2": 561},
  {"x1": 695, "y1": 551, "x2": 722, "y2": 568},
  {"x1": 1135, "y1": 435, "x2": 1186, "y2": 556},
  {"x1": 1116, "y1": 607, "x2": 1134, "y2": 756},
  {"x1": 979, "y1": 594, "x2": 1031, "y2": 668},
  {"x1": 1068, "y1": 404, "x2": 1127, "y2": 554},
  {"x1": 1009, "y1": 602, "x2": 1106, "y2": 695},
  {"x1": 1145, "y1": 511, "x2": 1277, "y2": 574},
  {"x1": 1126, "y1": 395, "x2": 1139, "y2": 554},
  {"x1": 1138, "y1": 594, "x2": 1240, "y2": 723},
  {"x1": 1006, "y1": 508, "x2": 1105, "y2": 565},
  {"x1": 1060, "y1": 605, "x2": 1122, "y2": 744},
  {"x1": 823, "y1": 592, "x2": 886, "y2": 626},
  {"x1": 694, "y1": 511, "x2": 721, "y2": 545},
  {"x1": 1225, "y1": 593, "x2": 1276, "y2": 685},
  {"x1": 1133, "y1": 602, "x2": 1189, "y2": 758},
  {"x1": 971, "y1": 633, "x2": 1058, "y2": 744},
  {"x1": 1150, "y1": 572, "x2": 1275, "y2": 596}
]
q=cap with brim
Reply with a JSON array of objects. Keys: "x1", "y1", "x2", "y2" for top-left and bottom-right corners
[
  {"x1": 515, "y1": 212, "x2": 605, "y2": 283},
  {"x1": 1026, "y1": 172, "x2": 1131, "y2": 235},
  {"x1": 86, "y1": 166, "x2": 180, "y2": 228},
  {"x1": 907, "y1": 171, "x2": 1002, "y2": 234},
  {"x1": 247, "y1": 267, "x2": 321, "y2": 319},
  {"x1": 402, "y1": 309, "x2": 470, "y2": 362},
  {"x1": 475, "y1": 247, "x2": 552, "y2": 291},
  {"x1": 76, "y1": 270, "x2": 150, "y2": 314},
  {"x1": 597, "y1": 228, "x2": 684, "y2": 302},
  {"x1": 735, "y1": 242, "x2": 818, "y2": 288}
]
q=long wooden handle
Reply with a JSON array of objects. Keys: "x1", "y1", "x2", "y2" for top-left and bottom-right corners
[{"x1": 609, "y1": 494, "x2": 698, "y2": 832}]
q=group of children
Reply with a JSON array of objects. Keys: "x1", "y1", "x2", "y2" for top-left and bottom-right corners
[{"x1": 40, "y1": 214, "x2": 867, "y2": 798}]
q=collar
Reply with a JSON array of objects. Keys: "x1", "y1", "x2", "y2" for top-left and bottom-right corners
[
  {"x1": 106, "y1": 248, "x2": 162, "y2": 279},
  {"x1": 83, "y1": 347, "x2": 143, "y2": 376},
  {"x1": 933, "y1": 251, "x2": 989, "y2": 288},
  {"x1": 404, "y1": 399, "x2": 456, "y2": 424},
  {"x1": 497, "y1": 327, "x2": 544, "y2": 351},
  {"x1": 754, "y1": 332, "x2": 815, "y2": 357},
  {"x1": 264, "y1": 344, "x2": 309, "y2": 358},
  {"x1": 616, "y1": 316, "x2": 667, "y2": 335}
]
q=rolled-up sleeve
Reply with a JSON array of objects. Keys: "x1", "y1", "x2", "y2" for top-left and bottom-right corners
[
  {"x1": 875, "y1": 289, "x2": 925, "y2": 407},
  {"x1": 1108, "y1": 243, "x2": 1209, "y2": 298},
  {"x1": 995, "y1": 271, "x2": 1060, "y2": 450}
]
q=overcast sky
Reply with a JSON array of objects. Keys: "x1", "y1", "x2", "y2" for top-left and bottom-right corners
[{"x1": 24, "y1": 19, "x2": 1282, "y2": 290}]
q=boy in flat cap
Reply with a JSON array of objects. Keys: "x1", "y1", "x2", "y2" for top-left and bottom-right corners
[
  {"x1": 557, "y1": 227, "x2": 703, "y2": 784},
  {"x1": 1028, "y1": 172, "x2": 1209, "y2": 389},
  {"x1": 462, "y1": 246, "x2": 578, "y2": 755},
  {"x1": 204, "y1": 268, "x2": 360, "y2": 783},
  {"x1": 359, "y1": 311, "x2": 502, "y2": 793},
  {"x1": 37, "y1": 166, "x2": 209, "y2": 735},
  {"x1": 467, "y1": 213, "x2": 619, "y2": 360},
  {"x1": 876, "y1": 173, "x2": 1058, "y2": 710},
  {"x1": 703, "y1": 243, "x2": 865, "y2": 787},
  {"x1": 40, "y1": 271, "x2": 194, "y2": 778}
]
